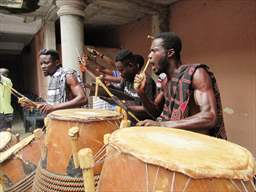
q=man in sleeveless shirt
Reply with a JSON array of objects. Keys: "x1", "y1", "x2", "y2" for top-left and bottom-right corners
[
  {"x1": 37, "y1": 49, "x2": 87, "y2": 114},
  {"x1": 135, "y1": 32, "x2": 227, "y2": 139}
]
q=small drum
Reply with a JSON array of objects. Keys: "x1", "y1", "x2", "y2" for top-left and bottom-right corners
[
  {"x1": 33, "y1": 108, "x2": 122, "y2": 192},
  {"x1": 98, "y1": 127, "x2": 256, "y2": 192},
  {"x1": 0, "y1": 130, "x2": 43, "y2": 192}
]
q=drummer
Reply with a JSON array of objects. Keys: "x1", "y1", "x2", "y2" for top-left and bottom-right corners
[
  {"x1": 135, "y1": 32, "x2": 227, "y2": 139},
  {"x1": 111, "y1": 49, "x2": 157, "y2": 122},
  {"x1": 91, "y1": 49, "x2": 157, "y2": 122},
  {"x1": 22, "y1": 49, "x2": 87, "y2": 114}
]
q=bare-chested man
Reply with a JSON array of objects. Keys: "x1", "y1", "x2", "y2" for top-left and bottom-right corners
[{"x1": 135, "y1": 32, "x2": 227, "y2": 139}]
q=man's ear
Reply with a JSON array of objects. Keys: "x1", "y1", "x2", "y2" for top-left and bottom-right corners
[
  {"x1": 55, "y1": 59, "x2": 61, "y2": 67},
  {"x1": 167, "y1": 48, "x2": 175, "y2": 59}
]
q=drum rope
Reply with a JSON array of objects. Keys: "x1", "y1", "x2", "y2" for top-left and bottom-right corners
[
  {"x1": 5, "y1": 170, "x2": 35, "y2": 192},
  {"x1": 32, "y1": 164, "x2": 100, "y2": 192},
  {"x1": 93, "y1": 144, "x2": 107, "y2": 161},
  {"x1": 240, "y1": 180, "x2": 249, "y2": 192},
  {"x1": 152, "y1": 167, "x2": 159, "y2": 192},
  {"x1": 250, "y1": 179, "x2": 256, "y2": 191},
  {"x1": 94, "y1": 154, "x2": 106, "y2": 166},
  {"x1": 106, "y1": 120, "x2": 120, "y2": 130},
  {"x1": 145, "y1": 163, "x2": 149, "y2": 192},
  {"x1": 230, "y1": 179, "x2": 242, "y2": 192},
  {"x1": 170, "y1": 172, "x2": 176, "y2": 192},
  {"x1": 181, "y1": 177, "x2": 191, "y2": 192}
]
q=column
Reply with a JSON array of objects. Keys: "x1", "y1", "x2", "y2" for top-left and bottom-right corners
[
  {"x1": 39, "y1": 21, "x2": 57, "y2": 98},
  {"x1": 151, "y1": 7, "x2": 170, "y2": 36},
  {"x1": 56, "y1": 0, "x2": 86, "y2": 73}
]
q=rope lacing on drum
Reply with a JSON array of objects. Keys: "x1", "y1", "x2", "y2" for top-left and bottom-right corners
[
  {"x1": 32, "y1": 164, "x2": 100, "y2": 192},
  {"x1": 94, "y1": 144, "x2": 108, "y2": 166},
  {"x1": 4, "y1": 170, "x2": 35, "y2": 192}
]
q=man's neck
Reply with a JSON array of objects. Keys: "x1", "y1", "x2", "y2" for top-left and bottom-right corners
[
  {"x1": 167, "y1": 60, "x2": 181, "y2": 80},
  {"x1": 50, "y1": 67, "x2": 60, "y2": 76}
]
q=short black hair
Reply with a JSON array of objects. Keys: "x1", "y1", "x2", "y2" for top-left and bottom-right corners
[
  {"x1": 39, "y1": 48, "x2": 60, "y2": 61},
  {"x1": 155, "y1": 32, "x2": 182, "y2": 61},
  {"x1": 133, "y1": 54, "x2": 144, "y2": 70},
  {"x1": 115, "y1": 49, "x2": 133, "y2": 62}
]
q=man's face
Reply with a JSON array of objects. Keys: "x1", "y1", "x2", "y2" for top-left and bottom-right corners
[
  {"x1": 40, "y1": 55, "x2": 58, "y2": 76},
  {"x1": 117, "y1": 60, "x2": 138, "y2": 82},
  {"x1": 148, "y1": 38, "x2": 169, "y2": 75}
]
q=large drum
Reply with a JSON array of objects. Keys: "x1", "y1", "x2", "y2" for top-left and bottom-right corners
[
  {"x1": 33, "y1": 108, "x2": 122, "y2": 192},
  {"x1": 0, "y1": 130, "x2": 43, "y2": 192},
  {"x1": 98, "y1": 127, "x2": 256, "y2": 192}
]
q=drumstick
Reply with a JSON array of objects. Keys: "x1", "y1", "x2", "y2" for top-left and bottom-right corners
[
  {"x1": 141, "y1": 58, "x2": 151, "y2": 74},
  {"x1": 77, "y1": 50, "x2": 140, "y2": 122},
  {"x1": 0, "y1": 81, "x2": 38, "y2": 108}
]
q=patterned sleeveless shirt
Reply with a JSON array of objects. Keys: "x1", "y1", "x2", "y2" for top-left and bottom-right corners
[
  {"x1": 160, "y1": 64, "x2": 227, "y2": 139},
  {"x1": 47, "y1": 67, "x2": 84, "y2": 105}
]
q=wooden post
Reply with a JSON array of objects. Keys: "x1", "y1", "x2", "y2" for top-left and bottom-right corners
[
  {"x1": 104, "y1": 134, "x2": 111, "y2": 145},
  {"x1": 68, "y1": 127, "x2": 80, "y2": 168},
  {"x1": 34, "y1": 129, "x2": 42, "y2": 140},
  {"x1": 120, "y1": 109, "x2": 131, "y2": 128},
  {"x1": 78, "y1": 148, "x2": 95, "y2": 192}
]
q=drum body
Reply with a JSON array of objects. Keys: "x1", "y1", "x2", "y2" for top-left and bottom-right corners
[
  {"x1": 33, "y1": 108, "x2": 121, "y2": 192},
  {"x1": 0, "y1": 133, "x2": 43, "y2": 192},
  {"x1": 98, "y1": 127, "x2": 256, "y2": 192},
  {"x1": 43, "y1": 108, "x2": 121, "y2": 175}
]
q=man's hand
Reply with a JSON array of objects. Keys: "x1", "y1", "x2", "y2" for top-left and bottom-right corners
[
  {"x1": 87, "y1": 48, "x2": 102, "y2": 57},
  {"x1": 137, "y1": 119, "x2": 161, "y2": 126},
  {"x1": 134, "y1": 73, "x2": 146, "y2": 95},
  {"x1": 37, "y1": 103, "x2": 55, "y2": 114}
]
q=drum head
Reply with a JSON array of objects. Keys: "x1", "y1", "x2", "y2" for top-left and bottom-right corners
[
  {"x1": 109, "y1": 127, "x2": 255, "y2": 180},
  {"x1": 0, "y1": 131, "x2": 12, "y2": 151},
  {"x1": 47, "y1": 108, "x2": 122, "y2": 122}
]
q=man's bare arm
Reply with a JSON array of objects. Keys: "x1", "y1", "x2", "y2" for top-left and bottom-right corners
[
  {"x1": 139, "y1": 68, "x2": 217, "y2": 131},
  {"x1": 135, "y1": 73, "x2": 165, "y2": 117}
]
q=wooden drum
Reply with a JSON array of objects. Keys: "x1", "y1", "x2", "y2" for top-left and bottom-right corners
[
  {"x1": 0, "y1": 130, "x2": 43, "y2": 192},
  {"x1": 98, "y1": 127, "x2": 256, "y2": 192},
  {"x1": 33, "y1": 108, "x2": 121, "y2": 192}
]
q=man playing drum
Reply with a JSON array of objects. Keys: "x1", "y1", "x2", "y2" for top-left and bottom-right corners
[
  {"x1": 111, "y1": 49, "x2": 157, "y2": 123},
  {"x1": 135, "y1": 32, "x2": 227, "y2": 139},
  {"x1": 37, "y1": 49, "x2": 87, "y2": 114}
]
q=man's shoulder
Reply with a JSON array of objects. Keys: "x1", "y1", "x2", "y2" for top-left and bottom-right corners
[
  {"x1": 1, "y1": 75, "x2": 12, "y2": 85},
  {"x1": 62, "y1": 67, "x2": 77, "y2": 74},
  {"x1": 180, "y1": 64, "x2": 209, "y2": 71}
]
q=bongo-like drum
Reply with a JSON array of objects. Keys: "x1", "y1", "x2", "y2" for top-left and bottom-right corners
[
  {"x1": 0, "y1": 130, "x2": 43, "y2": 192},
  {"x1": 98, "y1": 127, "x2": 256, "y2": 192},
  {"x1": 33, "y1": 108, "x2": 122, "y2": 192}
]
